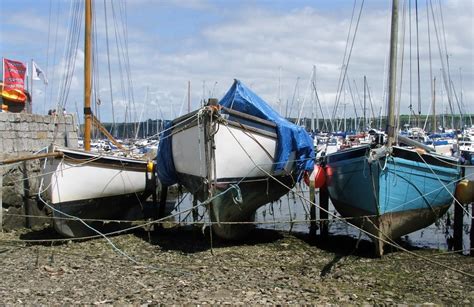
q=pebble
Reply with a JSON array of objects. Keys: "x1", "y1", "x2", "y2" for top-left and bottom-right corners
[{"x1": 0, "y1": 228, "x2": 472, "y2": 304}]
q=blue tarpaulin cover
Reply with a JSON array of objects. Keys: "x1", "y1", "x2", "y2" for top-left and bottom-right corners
[
  {"x1": 157, "y1": 79, "x2": 314, "y2": 186},
  {"x1": 157, "y1": 120, "x2": 178, "y2": 186}
]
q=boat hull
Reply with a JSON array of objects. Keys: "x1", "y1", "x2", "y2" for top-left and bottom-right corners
[
  {"x1": 330, "y1": 198, "x2": 450, "y2": 246},
  {"x1": 325, "y1": 145, "x2": 460, "y2": 255},
  {"x1": 52, "y1": 193, "x2": 149, "y2": 237},
  {"x1": 171, "y1": 111, "x2": 280, "y2": 181},
  {"x1": 43, "y1": 147, "x2": 153, "y2": 237},
  {"x1": 169, "y1": 108, "x2": 296, "y2": 239},
  {"x1": 209, "y1": 175, "x2": 294, "y2": 240}
]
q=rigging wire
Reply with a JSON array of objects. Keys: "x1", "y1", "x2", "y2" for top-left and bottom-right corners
[
  {"x1": 352, "y1": 78, "x2": 364, "y2": 130},
  {"x1": 3, "y1": 111, "x2": 473, "y2": 276},
  {"x1": 104, "y1": 0, "x2": 116, "y2": 136},
  {"x1": 296, "y1": 69, "x2": 317, "y2": 126},
  {"x1": 331, "y1": 0, "x2": 365, "y2": 132},
  {"x1": 312, "y1": 76, "x2": 329, "y2": 132},
  {"x1": 331, "y1": 0, "x2": 359, "y2": 131},
  {"x1": 286, "y1": 77, "x2": 300, "y2": 119},
  {"x1": 220, "y1": 117, "x2": 473, "y2": 277},
  {"x1": 429, "y1": 0, "x2": 455, "y2": 129},
  {"x1": 56, "y1": 1, "x2": 83, "y2": 113},
  {"x1": 346, "y1": 75, "x2": 360, "y2": 128}
]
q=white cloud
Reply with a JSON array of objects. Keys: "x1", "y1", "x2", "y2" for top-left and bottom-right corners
[{"x1": 3, "y1": 0, "x2": 471, "y2": 125}]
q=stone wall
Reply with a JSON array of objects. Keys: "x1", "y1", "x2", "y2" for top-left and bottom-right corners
[
  {"x1": 0, "y1": 112, "x2": 80, "y2": 230},
  {"x1": 0, "y1": 112, "x2": 79, "y2": 153}
]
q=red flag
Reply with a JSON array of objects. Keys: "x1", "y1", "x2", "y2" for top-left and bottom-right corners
[{"x1": 2, "y1": 58, "x2": 27, "y2": 103}]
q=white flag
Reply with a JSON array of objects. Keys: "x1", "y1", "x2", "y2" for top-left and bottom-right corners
[{"x1": 32, "y1": 61, "x2": 48, "y2": 85}]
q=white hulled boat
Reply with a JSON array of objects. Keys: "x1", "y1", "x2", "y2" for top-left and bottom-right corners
[{"x1": 157, "y1": 80, "x2": 314, "y2": 239}]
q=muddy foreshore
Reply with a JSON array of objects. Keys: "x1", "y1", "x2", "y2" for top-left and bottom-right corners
[{"x1": 0, "y1": 226, "x2": 472, "y2": 305}]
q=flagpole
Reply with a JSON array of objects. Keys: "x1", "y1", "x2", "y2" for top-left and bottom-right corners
[
  {"x1": 1, "y1": 57, "x2": 4, "y2": 95},
  {"x1": 29, "y1": 59, "x2": 33, "y2": 114}
]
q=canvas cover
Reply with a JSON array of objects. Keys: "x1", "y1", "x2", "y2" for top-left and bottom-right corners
[
  {"x1": 157, "y1": 79, "x2": 314, "y2": 186},
  {"x1": 157, "y1": 120, "x2": 178, "y2": 186}
]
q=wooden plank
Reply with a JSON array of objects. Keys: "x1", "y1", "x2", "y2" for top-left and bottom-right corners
[{"x1": 0, "y1": 152, "x2": 63, "y2": 166}]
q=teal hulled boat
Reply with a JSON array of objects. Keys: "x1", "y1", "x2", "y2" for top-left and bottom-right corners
[
  {"x1": 323, "y1": 0, "x2": 461, "y2": 255},
  {"x1": 325, "y1": 144, "x2": 460, "y2": 255}
]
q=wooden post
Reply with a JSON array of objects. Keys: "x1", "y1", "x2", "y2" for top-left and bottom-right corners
[
  {"x1": 319, "y1": 185, "x2": 329, "y2": 238},
  {"x1": 454, "y1": 166, "x2": 466, "y2": 252},
  {"x1": 309, "y1": 179, "x2": 317, "y2": 237},
  {"x1": 453, "y1": 202, "x2": 464, "y2": 252},
  {"x1": 151, "y1": 170, "x2": 157, "y2": 220},
  {"x1": 158, "y1": 185, "x2": 168, "y2": 228},
  {"x1": 22, "y1": 161, "x2": 32, "y2": 229},
  {"x1": 192, "y1": 195, "x2": 199, "y2": 223}
]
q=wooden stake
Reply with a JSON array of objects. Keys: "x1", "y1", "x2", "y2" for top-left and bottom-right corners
[
  {"x1": 453, "y1": 202, "x2": 464, "y2": 252},
  {"x1": 150, "y1": 169, "x2": 157, "y2": 220},
  {"x1": 192, "y1": 195, "x2": 199, "y2": 223},
  {"x1": 319, "y1": 185, "x2": 329, "y2": 238},
  {"x1": 309, "y1": 179, "x2": 317, "y2": 237},
  {"x1": 22, "y1": 161, "x2": 31, "y2": 229},
  {"x1": 454, "y1": 166, "x2": 466, "y2": 252},
  {"x1": 158, "y1": 185, "x2": 168, "y2": 226}
]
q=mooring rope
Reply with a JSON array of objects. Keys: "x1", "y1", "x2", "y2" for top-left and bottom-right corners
[
  {"x1": 416, "y1": 151, "x2": 473, "y2": 218},
  {"x1": 221, "y1": 121, "x2": 474, "y2": 278},
  {"x1": 2, "y1": 107, "x2": 472, "y2": 276}
]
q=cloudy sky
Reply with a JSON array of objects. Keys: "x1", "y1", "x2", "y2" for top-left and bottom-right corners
[{"x1": 0, "y1": 0, "x2": 472, "y2": 125}]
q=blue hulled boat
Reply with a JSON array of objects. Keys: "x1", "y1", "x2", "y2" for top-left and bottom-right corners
[
  {"x1": 323, "y1": 0, "x2": 461, "y2": 255},
  {"x1": 325, "y1": 144, "x2": 460, "y2": 255}
]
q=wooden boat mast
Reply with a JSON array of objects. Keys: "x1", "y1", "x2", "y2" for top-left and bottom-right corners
[
  {"x1": 83, "y1": 0, "x2": 124, "y2": 151},
  {"x1": 386, "y1": 0, "x2": 399, "y2": 147},
  {"x1": 84, "y1": 0, "x2": 92, "y2": 151}
]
